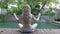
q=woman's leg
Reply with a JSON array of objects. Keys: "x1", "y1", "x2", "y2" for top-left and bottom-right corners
[
  {"x1": 18, "y1": 23, "x2": 23, "y2": 29},
  {"x1": 31, "y1": 23, "x2": 38, "y2": 30}
]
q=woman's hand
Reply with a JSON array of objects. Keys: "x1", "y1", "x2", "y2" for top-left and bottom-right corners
[
  {"x1": 37, "y1": 13, "x2": 41, "y2": 21},
  {"x1": 38, "y1": 13, "x2": 41, "y2": 16},
  {"x1": 14, "y1": 13, "x2": 19, "y2": 20},
  {"x1": 32, "y1": 13, "x2": 41, "y2": 22}
]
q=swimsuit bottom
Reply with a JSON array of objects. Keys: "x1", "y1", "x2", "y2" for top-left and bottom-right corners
[{"x1": 21, "y1": 29, "x2": 34, "y2": 33}]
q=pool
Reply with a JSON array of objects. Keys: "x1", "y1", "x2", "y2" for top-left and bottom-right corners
[
  {"x1": 0, "y1": 16, "x2": 60, "y2": 29},
  {"x1": 0, "y1": 21, "x2": 60, "y2": 29}
]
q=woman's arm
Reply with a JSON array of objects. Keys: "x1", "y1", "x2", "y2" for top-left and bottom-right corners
[
  {"x1": 14, "y1": 13, "x2": 19, "y2": 20},
  {"x1": 14, "y1": 13, "x2": 22, "y2": 20},
  {"x1": 32, "y1": 13, "x2": 41, "y2": 22},
  {"x1": 37, "y1": 13, "x2": 41, "y2": 21}
]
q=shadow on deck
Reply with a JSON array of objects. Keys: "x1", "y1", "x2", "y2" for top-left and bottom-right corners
[{"x1": 0, "y1": 28, "x2": 60, "y2": 34}]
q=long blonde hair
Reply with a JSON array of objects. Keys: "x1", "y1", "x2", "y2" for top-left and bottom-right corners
[{"x1": 22, "y1": 4, "x2": 32, "y2": 25}]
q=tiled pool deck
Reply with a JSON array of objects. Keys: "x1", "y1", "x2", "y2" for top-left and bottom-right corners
[{"x1": 0, "y1": 28, "x2": 60, "y2": 34}]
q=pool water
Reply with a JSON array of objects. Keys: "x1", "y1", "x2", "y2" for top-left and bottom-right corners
[{"x1": 0, "y1": 21, "x2": 60, "y2": 29}]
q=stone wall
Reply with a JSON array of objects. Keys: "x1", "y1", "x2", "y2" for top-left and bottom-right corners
[{"x1": 54, "y1": 9, "x2": 60, "y2": 19}]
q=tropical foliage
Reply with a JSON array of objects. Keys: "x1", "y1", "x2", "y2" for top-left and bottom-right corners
[{"x1": 0, "y1": 0, "x2": 60, "y2": 15}]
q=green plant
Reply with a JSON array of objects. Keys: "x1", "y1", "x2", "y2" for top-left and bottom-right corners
[
  {"x1": 6, "y1": 0, "x2": 59, "y2": 15},
  {"x1": 44, "y1": 8, "x2": 55, "y2": 16},
  {"x1": 1, "y1": 2, "x2": 8, "y2": 9},
  {"x1": 0, "y1": 19, "x2": 8, "y2": 23},
  {"x1": 7, "y1": 8, "x2": 22, "y2": 15}
]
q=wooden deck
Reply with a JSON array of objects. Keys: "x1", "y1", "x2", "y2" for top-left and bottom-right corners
[{"x1": 0, "y1": 28, "x2": 60, "y2": 34}]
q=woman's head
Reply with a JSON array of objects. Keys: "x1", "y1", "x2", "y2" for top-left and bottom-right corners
[{"x1": 23, "y1": 4, "x2": 31, "y2": 14}]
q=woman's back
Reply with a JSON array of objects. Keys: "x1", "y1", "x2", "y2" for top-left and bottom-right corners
[{"x1": 22, "y1": 4, "x2": 32, "y2": 29}]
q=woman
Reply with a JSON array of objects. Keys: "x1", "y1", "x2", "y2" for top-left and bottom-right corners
[{"x1": 14, "y1": 4, "x2": 41, "y2": 32}]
